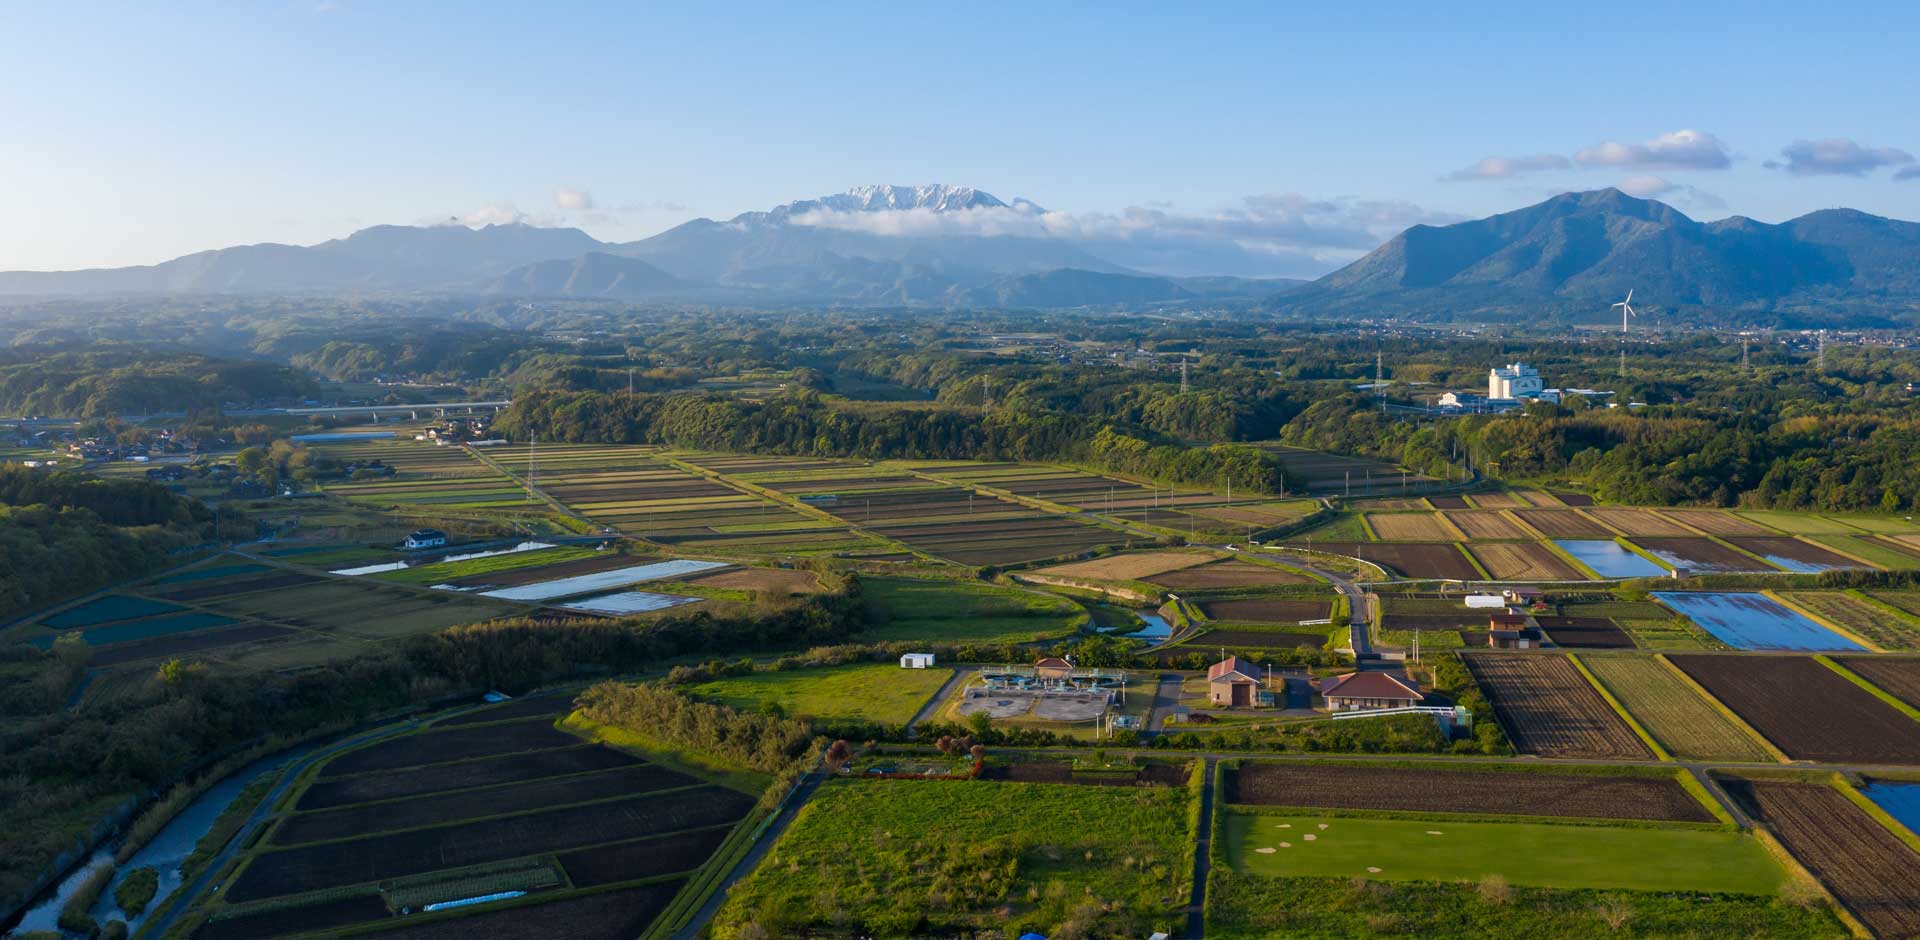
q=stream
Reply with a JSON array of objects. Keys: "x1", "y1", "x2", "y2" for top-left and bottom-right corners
[{"x1": 5, "y1": 749, "x2": 301, "y2": 939}]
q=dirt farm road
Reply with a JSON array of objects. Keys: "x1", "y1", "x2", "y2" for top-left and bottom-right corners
[
  {"x1": 1185, "y1": 757, "x2": 1218, "y2": 939},
  {"x1": 905, "y1": 666, "x2": 976, "y2": 737}
]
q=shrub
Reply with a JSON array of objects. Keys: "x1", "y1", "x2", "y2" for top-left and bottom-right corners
[{"x1": 114, "y1": 866, "x2": 159, "y2": 915}]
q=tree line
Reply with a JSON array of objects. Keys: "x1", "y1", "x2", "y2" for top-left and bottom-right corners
[{"x1": 494, "y1": 389, "x2": 1298, "y2": 493}]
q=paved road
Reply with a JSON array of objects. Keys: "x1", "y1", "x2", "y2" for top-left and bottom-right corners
[
  {"x1": 672, "y1": 766, "x2": 826, "y2": 940},
  {"x1": 1185, "y1": 757, "x2": 1218, "y2": 939},
  {"x1": 905, "y1": 666, "x2": 974, "y2": 738},
  {"x1": 1146, "y1": 673, "x2": 1188, "y2": 735},
  {"x1": 1250, "y1": 551, "x2": 1373, "y2": 658}
]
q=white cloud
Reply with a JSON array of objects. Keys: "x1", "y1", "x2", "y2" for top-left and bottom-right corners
[
  {"x1": 1575, "y1": 129, "x2": 1732, "y2": 171},
  {"x1": 1897, "y1": 166, "x2": 1920, "y2": 182},
  {"x1": 1443, "y1": 154, "x2": 1571, "y2": 181},
  {"x1": 554, "y1": 187, "x2": 595, "y2": 211},
  {"x1": 1614, "y1": 176, "x2": 1726, "y2": 211},
  {"x1": 787, "y1": 193, "x2": 1461, "y2": 278},
  {"x1": 1764, "y1": 138, "x2": 1916, "y2": 177}
]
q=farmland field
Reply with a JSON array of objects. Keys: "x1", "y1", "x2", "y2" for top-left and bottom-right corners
[
  {"x1": 859, "y1": 577, "x2": 1087, "y2": 643},
  {"x1": 1289, "y1": 542, "x2": 1480, "y2": 580},
  {"x1": 203, "y1": 578, "x2": 521, "y2": 640},
  {"x1": 682, "y1": 662, "x2": 953, "y2": 724},
  {"x1": 1630, "y1": 537, "x2": 1770, "y2": 573},
  {"x1": 1444, "y1": 510, "x2": 1531, "y2": 540},
  {"x1": 1734, "y1": 511, "x2": 1866, "y2": 535},
  {"x1": 310, "y1": 439, "x2": 532, "y2": 510},
  {"x1": 1364, "y1": 512, "x2": 1455, "y2": 541},
  {"x1": 1512, "y1": 509, "x2": 1611, "y2": 538},
  {"x1": 1032, "y1": 549, "x2": 1218, "y2": 581},
  {"x1": 1831, "y1": 656, "x2": 1920, "y2": 709},
  {"x1": 1725, "y1": 536, "x2": 1866, "y2": 573},
  {"x1": 1146, "y1": 560, "x2": 1313, "y2": 589},
  {"x1": 195, "y1": 706, "x2": 763, "y2": 940},
  {"x1": 1461, "y1": 653, "x2": 1651, "y2": 759},
  {"x1": 1652, "y1": 592, "x2": 1863, "y2": 651},
  {"x1": 1726, "y1": 780, "x2": 1920, "y2": 939},
  {"x1": 1221, "y1": 813, "x2": 1783, "y2": 894},
  {"x1": 1555, "y1": 540, "x2": 1664, "y2": 578},
  {"x1": 711, "y1": 777, "x2": 1190, "y2": 939},
  {"x1": 1224, "y1": 762, "x2": 1713, "y2": 822},
  {"x1": 1256, "y1": 444, "x2": 1436, "y2": 497},
  {"x1": 1661, "y1": 510, "x2": 1782, "y2": 537},
  {"x1": 1198, "y1": 597, "x2": 1333, "y2": 623},
  {"x1": 41, "y1": 594, "x2": 183, "y2": 629},
  {"x1": 1196, "y1": 629, "x2": 1329, "y2": 650},
  {"x1": 1810, "y1": 534, "x2": 1920, "y2": 569},
  {"x1": 1669, "y1": 655, "x2": 1920, "y2": 764},
  {"x1": 915, "y1": 461, "x2": 1313, "y2": 538},
  {"x1": 1585, "y1": 507, "x2": 1694, "y2": 536},
  {"x1": 1781, "y1": 591, "x2": 1920, "y2": 649},
  {"x1": 1578, "y1": 656, "x2": 1774, "y2": 761},
  {"x1": 1426, "y1": 495, "x2": 1469, "y2": 509},
  {"x1": 1533, "y1": 616, "x2": 1635, "y2": 649},
  {"x1": 1463, "y1": 491, "x2": 1529, "y2": 509},
  {"x1": 1467, "y1": 542, "x2": 1584, "y2": 580}
]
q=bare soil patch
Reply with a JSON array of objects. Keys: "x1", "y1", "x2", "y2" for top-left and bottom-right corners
[
  {"x1": 1467, "y1": 543, "x2": 1583, "y2": 580},
  {"x1": 1198, "y1": 598, "x2": 1332, "y2": 622},
  {"x1": 1725, "y1": 780, "x2": 1920, "y2": 939},
  {"x1": 1462, "y1": 653, "x2": 1650, "y2": 759},
  {"x1": 1669, "y1": 654, "x2": 1920, "y2": 763},
  {"x1": 1511, "y1": 510, "x2": 1611, "y2": 538},
  {"x1": 1226, "y1": 763, "x2": 1711, "y2": 822}
]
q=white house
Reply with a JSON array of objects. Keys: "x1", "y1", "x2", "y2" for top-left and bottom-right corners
[
  {"x1": 404, "y1": 529, "x2": 448, "y2": 550},
  {"x1": 899, "y1": 652, "x2": 936, "y2": 669}
]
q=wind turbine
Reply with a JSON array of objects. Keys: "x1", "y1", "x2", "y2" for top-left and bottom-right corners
[
  {"x1": 1611, "y1": 290, "x2": 1636, "y2": 377},
  {"x1": 1611, "y1": 289, "x2": 1637, "y2": 333}
]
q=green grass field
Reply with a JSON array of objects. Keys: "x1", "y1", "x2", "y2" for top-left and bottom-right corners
[
  {"x1": 683, "y1": 662, "x2": 953, "y2": 724},
  {"x1": 1222, "y1": 813, "x2": 1785, "y2": 894},
  {"x1": 1579, "y1": 655, "x2": 1773, "y2": 761},
  {"x1": 1810, "y1": 534, "x2": 1920, "y2": 570},
  {"x1": 1206, "y1": 873, "x2": 1843, "y2": 940},
  {"x1": 714, "y1": 778, "x2": 1190, "y2": 939},
  {"x1": 1292, "y1": 513, "x2": 1370, "y2": 541},
  {"x1": 1614, "y1": 618, "x2": 1724, "y2": 650},
  {"x1": 859, "y1": 577, "x2": 1088, "y2": 643}
]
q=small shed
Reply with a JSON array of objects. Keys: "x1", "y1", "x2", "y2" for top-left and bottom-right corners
[
  {"x1": 1465, "y1": 594, "x2": 1506, "y2": 609},
  {"x1": 1207, "y1": 656, "x2": 1263, "y2": 707},
  {"x1": 1319, "y1": 672, "x2": 1423, "y2": 711},
  {"x1": 404, "y1": 529, "x2": 448, "y2": 550},
  {"x1": 1033, "y1": 657, "x2": 1073, "y2": 680},
  {"x1": 899, "y1": 652, "x2": 936, "y2": 669}
]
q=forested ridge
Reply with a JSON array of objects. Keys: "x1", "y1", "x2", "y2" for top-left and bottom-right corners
[{"x1": 0, "y1": 467, "x2": 216, "y2": 621}]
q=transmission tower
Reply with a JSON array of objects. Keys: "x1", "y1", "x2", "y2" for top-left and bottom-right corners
[
  {"x1": 1817, "y1": 331, "x2": 1827, "y2": 371},
  {"x1": 1376, "y1": 351, "x2": 1385, "y2": 411},
  {"x1": 1179, "y1": 356, "x2": 1189, "y2": 392},
  {"x1": 1742, "y1": 336, "x2": 1750, "y2": 371}
]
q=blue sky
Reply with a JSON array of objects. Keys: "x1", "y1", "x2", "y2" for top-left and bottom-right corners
[{"x1": 3, "y1": 0, "x2": 1917, "y2": 274}]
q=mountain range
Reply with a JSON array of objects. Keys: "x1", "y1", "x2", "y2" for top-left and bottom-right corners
[{"x1": 3, "y1": 184, "x2": 1917, "y2": 320}]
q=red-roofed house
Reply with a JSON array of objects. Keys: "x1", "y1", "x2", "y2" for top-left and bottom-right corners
[
  {"x1": 1319, "y1": 672, "x2": 1423, "y2": 711},
  {"x1": 1033, "y1": 657, "x2": 1073, "y2": 680},
  {"x1": 1207, "y1": 656, "x2": 1263, "y2": 707}
]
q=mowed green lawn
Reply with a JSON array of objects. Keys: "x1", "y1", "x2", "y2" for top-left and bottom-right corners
[
  {"x1": 684, "y1": 662, "x2": 953, "y2": 724},
  {"x1": 1223, "y1": 813, "x2": 1787, "y2": 895},
  {"x1": 860, "y1": 577, "x2": 1088, "y2": 643}
]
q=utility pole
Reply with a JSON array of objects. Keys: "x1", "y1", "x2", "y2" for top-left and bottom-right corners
[
  {"x1": 1376, "y1": 351, "x2": 1385, "y2": 412},
  {"x1": 526, "y1": 434, "x2": 536, "y2": 503},
  {"x1": 628, "y1": 368, "x2": 635, "y2": 395}
]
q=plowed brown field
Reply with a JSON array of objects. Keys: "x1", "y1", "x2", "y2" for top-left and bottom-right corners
[{"x1": 1462, "y1": 653, "x2": 1650, "y2": 760}]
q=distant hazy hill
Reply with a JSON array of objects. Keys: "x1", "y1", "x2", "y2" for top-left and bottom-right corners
[
  {"x1": 1285, "y1": 188, "x2": 1920, "y2": 320},
  {"x1": 0, "y1": 223, "x2": 602, "y2": 295},
  {"x1": 485, "y1": 252, "x2": 682, "y2": 299},
  {"x1": 6, "y1": 185, "x2": 1914, "y2": 318}
]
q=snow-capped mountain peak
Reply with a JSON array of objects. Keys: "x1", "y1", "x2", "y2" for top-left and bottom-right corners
[{"x1": 743, "y1": 184, "x2": 1042, "y2": 224}]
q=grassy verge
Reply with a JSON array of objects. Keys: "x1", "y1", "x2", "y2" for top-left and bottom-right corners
[{"x1": 1811, "y1": 655, "x2": 1920, "y2": 722}]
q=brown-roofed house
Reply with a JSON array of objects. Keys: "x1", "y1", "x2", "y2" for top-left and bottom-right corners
[
  {"x1": 1487, "y1": 611, "x2": 1542, "y2": 649},
  {"x1": 1033, "y1": 657, "x2": 1073, "y2": 680},
  {"x1": 1319, "y1": 672, "x2": 1423, "y2": 711},
  {"x1": 1207, "y1": 656, "x2": 1262, "y2": 707}
]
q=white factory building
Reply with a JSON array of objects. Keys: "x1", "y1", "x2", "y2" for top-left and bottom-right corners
[{"x1": 1489, "y1": 363, "x2": 1543, "y2": 400}]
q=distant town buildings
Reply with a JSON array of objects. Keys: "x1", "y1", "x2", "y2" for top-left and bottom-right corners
[
  {"x1": 1488, "y1": 363, "x2": 1543, "y2": 401},
  {"x1": 1433, "y1": 362, "x2": 1617, "y2": 414}
]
